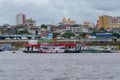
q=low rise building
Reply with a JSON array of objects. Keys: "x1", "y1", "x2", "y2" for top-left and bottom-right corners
[
  {"x1": 52, "y1": 26, "x2": 66, "y2": 33},
  {"x1": 67, "y1": 25, "x2": 92, "y2": 33},
  {"x1": 25, "y1": 18, "x2": 36, "y2": 27}
]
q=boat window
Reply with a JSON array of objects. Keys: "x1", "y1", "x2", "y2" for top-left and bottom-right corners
[
  {"x1": 60, "y1": 47, "x2": 65, "y2": 49},
  {"x1": 68, "y1": 47, "x2": 71, "y2": 48},
  {"x1": 35, "y1": 46, "x2": 40, "y2": 49},
  {"x1": 43, "y1": 47, "x2": 49, "y2": 49},
  {"x1": 68, "y1": 47, "x2": 75, "y2": 48}
]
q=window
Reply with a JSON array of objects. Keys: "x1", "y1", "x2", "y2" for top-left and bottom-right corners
[{"x1": 60, "y1": 47, "x2": 65, "y2": 49}]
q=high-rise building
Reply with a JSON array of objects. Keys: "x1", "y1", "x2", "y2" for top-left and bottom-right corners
[
  {"x1": 96, "y1": 20, "x2": 99, "y2": 28},
  {"x1": 99, "y1": 15, "x2": 109, "y2": 29},
  {"x1": 16, "y1": 13, "x2": 26, "y2": 25},
  {"x1": 99, "y1": 15, "x2": 120, "y2": 29}
]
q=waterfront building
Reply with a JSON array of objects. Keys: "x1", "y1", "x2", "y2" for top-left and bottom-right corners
[
  {"x1": 84, "y1": 21, "x2": 90, "y2": 26},
  {"x1": 16, "y1": 13, "x2": 26, "y2": 25},
  {"x1": 67, "y1": 25, "x2": 92, "y2": 33},
  {"x1": 83, "y1": 21, "x2": 96, "y2": 29},
  {"x1": 96, "y1": 20, "x2": 99, "y2": 29},
  {"x1": 99, "y1": 15, "x2": 120, "y2": 29},
  {"x1": 52, "y1": 26, "x2": 66, "y2": 33},
  {"x1": 47, "y1": 25, "x2": 52, "y2": 32},
  {"x1": 25, "y1": 18, "x2": 36, "y2": 27},
  {"x1": 61, "y1": 18, "x2": 76, "y2": 25}
]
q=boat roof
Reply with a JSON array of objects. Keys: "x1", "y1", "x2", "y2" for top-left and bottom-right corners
[{"x1": 24, "y1": 43, "x2": 76, "y2": 47}]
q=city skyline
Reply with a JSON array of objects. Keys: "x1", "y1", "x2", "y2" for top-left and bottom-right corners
[{"x1": 0, "y1": 0, "x2": 120, "y2": 25}]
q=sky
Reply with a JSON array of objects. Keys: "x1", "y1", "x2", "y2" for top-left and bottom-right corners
[{"x1": 0, "y1": 0, "x2": 120, "y2": 25}]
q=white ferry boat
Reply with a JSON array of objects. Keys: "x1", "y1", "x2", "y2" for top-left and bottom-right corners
[{"x1": 23, "y1": 40, "x2": 81, "y2": 53}]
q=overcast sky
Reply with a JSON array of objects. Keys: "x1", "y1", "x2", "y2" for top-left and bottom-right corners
[{"x1": 0, "y1": 0, "x2": 120, "y2": 25}]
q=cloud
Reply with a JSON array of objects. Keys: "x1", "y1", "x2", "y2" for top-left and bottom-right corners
[
  {"x1": 0, "y1": 0, "x2": 120, "y2": 25},
  {"x1": 92, "y1": 0, "x2": 120, "y2": 11}
]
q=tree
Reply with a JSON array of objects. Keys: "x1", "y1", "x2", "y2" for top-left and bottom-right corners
[
  {"x1": 112, "y1": 33, "x2": 120, "y2": 38},
  {"x1": 40, "y1": 24, "x2": 47, "y2": 29},
  {"x1": 79, "y1": 33, "x2": 87, "y2": 38},
  {"x1": 62, "y1": 32, "x2": 75, "y2": 38},
  {"x1": 99, "y1": 27, "x2": 105, "y2": 31},
  {"x1": 15, "y1": 30, "x2": 31, "y2": 35},
  {"x1": 53, "y1": 33, "x2": 61, "y2": 38},
  {"x1": 112, "y1": 38, "x2": 117, "y2": 42},
  {"x1": 91, "y1": 32, "x2": 96, "y2": 35}
]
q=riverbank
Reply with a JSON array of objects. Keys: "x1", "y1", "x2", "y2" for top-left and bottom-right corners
[{"x1": 0, "y1": 39, "x2": 120, "y2": 49}]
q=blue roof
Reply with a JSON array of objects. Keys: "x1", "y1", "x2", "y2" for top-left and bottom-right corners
[{"x1": 91, "y1": 33, "x2": 112, "y2": 37}]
